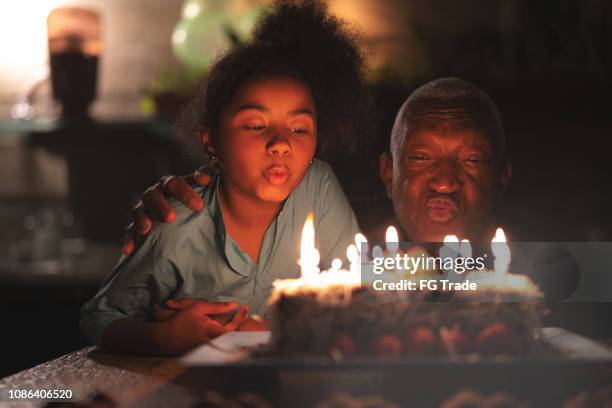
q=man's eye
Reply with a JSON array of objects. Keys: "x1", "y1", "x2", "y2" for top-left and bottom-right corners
[
  {"x1": 461, "y1": 157, "x2": 486, "y2": 163},
  {"x1": 244, "y1": 125, "x2": 265, "y2": 131},
  {"x1": 407, "y1": 155, "x2": 433, "y2": 161}
]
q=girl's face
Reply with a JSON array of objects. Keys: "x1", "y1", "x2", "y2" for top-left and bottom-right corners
[{"x1": 204, "y1": 76, "x2": 317, "y2": 203}]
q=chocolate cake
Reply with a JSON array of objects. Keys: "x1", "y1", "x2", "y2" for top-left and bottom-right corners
[{"x1": 265, "y1": 270, "x2": 544, "y2": 359}]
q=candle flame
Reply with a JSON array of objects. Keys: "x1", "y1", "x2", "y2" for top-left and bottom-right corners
[
  {"x1": 442, "y1": 235, "x2": 460, "y2": 257},
  {"x1": 385, "y1": 226, "x2": 399, "y2": 253},
  {"x1": 331, "y1": 258, "x2": 342, "y2": 270},
  {"x1": 300, "y1": 213, "x2": 318, "y2": 278},
  {"x1": 347, "y1": 244, "x2": 359, "y2": 264},
  {"x1": 491, "y1": 227, "x2": 511, "y2": 275},
  {"x1": 492, "y1": 227, "x2": 507, "y2": 243},
  {"x1": 355, "y1": 233, "x2": 368, "y2": 255}
]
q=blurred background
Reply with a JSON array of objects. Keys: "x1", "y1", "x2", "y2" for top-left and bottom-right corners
[{"x1": 0, "y1": 0, "x2": 611, "y2": 377}]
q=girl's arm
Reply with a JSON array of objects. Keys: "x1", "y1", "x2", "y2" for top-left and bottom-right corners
[{"x1": 101, "y1": 301, "x2": 247, "y2": 356}]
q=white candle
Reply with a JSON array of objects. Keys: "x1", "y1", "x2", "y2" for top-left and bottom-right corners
[
  {"x1": 459, "y1": 239, "x2": 472, "y2": 258},
  {"x1": 385, "y1": 226, "x2": 399, "y2": 254},
  {"x1": 372, "y1": 245, "x2": 383, "y2": 260},
  {"x1": 441, "y1": 235, "x2": 460, "y2": 275},
  {"x1": 492, "y1": 227, "x2": 511, "y2": 275},
  {"x1": 347, "y1": 244, "x2": 359, "y2": 274},
  {"x1": 355, "y1": 233, "x2": 369, "y2": 260},
  {"x1": 299, "y1": 213, "x2": 319, "y2": 279}
]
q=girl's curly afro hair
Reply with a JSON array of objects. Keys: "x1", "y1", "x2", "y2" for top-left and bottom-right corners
[{"x1": 179, "y1": 0, "x2": 372, "y2": 158}]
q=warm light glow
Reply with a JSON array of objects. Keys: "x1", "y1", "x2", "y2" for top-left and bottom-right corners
[
  {"x1": 385, "y1": 226, "x2": 399, "y2": 253},
  {"x1": 183, "y1": 3, "x2": 200, "y2": 19},
  {"x1": 272, "y1": 215, "x2": 361, "y2": 294},
  {"x1": 172, "y1": 28, "x2": 187, "y2": 45},
  {"x1": 300, "y1": 213, "x2": 318, "y2": 279},
  {"x1": 0, "y1": 1, "x2": 64, "y2": 96},
  {"x1": 346, "y1": 244, "x2": 359, "y2": 265},
  {"x1": 443, "y1": 235, "x2": 459, "y2": 243},
  {"x1": 491, "y1": 227, "x2": 511, "y2": 275}
]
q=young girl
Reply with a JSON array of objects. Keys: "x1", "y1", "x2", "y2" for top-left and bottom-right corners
[{"x1": 80, "y1": 0, "x2": 371, "y2": 356}]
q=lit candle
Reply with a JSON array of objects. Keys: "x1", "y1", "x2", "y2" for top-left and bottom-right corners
[
  {"x1": 440, "y1": 235, "x2": 460, "y2": 275},
  {"x1": 492, "y1": 227, "x2": 510, "y2": 275},
  {"x1": 372, "y1": 245, "x2": 383, "y2": 260},
  {"x1": 299, "y1": 213, "x2": 319, "y2": 279},
  {"x1": 346, "y1": 244, "x2": 359, "y2": 275},
  {"x1": 459, "y1": 239, "x2": 472, "y2": 258},
  {"x1": 385, "y1": 226, "x2": 399, "y2": 254},
  {"x1": 355, "y1": 233, "x2": 369, "y2": 260}
]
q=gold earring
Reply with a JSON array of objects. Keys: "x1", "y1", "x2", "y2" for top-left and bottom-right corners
[{"x1": 206, "y1": 150, "x2": 223, "y2": 174}]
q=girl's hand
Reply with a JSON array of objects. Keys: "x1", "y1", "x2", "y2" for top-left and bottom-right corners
[
  {"x1": 153, "y1": 299, "x2": 249, "y2": 328},
  {"x1": 153, "y1": 301, "x2": 248, "y2": 355},
  {"x1": 240, "y1": 315, "x2": 269, "y2": 331}
]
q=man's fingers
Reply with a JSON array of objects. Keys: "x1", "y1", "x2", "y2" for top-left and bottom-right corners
[
  {"x1": 224, "y1": 305, "x2": 249, "y2": 331},
  {"x1": 163, "y1": 177, "x2": 204, "y2": 212},
  {"x1": 142, "y1": 187, "x2": 176, "y2": 223},
  {"x1": 152, "y1": 305, "x2": 177, "y2": 321},
  {"x1": 192, "y1": 167, "x2": 213, "y2": 187},
  {"x1": 132, "y1": 204, "x2": 152, "y2": 234}
]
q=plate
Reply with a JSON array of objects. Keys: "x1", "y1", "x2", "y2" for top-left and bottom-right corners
[{"x1": 181, "y1": 327, "x2": 612, "y2": 367}]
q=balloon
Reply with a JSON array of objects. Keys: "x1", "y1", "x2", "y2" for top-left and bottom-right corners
[
  {"x1": 172, "y1": 9, "x2": 231, "y2": 72},
  {"x1": 171, "y1": 0, "x2": 265, "y2": 72}
]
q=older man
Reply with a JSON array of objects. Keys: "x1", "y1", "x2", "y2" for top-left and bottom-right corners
[{"x1": 378, "y1": 78, "x2": 511, "y2": 243}]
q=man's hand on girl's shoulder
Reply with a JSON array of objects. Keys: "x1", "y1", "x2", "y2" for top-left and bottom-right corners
[{"x1": 122, "y1": 167, "x2": 214, "y2": 255}]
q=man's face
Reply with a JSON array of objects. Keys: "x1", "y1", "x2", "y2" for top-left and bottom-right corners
[{"x1": 380, "y1": 127, "x2": 511, "y2": 242}]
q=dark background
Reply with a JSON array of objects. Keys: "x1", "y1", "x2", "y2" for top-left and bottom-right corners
[{"x1": 1, "y1": 0, "x2": 611, "y2": 378}]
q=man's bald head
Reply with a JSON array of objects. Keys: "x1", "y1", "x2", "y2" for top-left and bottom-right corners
[{"x1": 390, "y1": 77, "x2": 506, "y2": 163}]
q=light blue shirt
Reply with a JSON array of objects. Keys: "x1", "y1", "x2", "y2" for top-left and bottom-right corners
[{"x1": 80, "y1": 159, "x2": 359, "y2": 346}]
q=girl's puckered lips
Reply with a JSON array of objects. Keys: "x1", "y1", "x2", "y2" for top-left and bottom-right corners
[{"x1": 264, "y1": 165, "x2": 290, "y2": 185}]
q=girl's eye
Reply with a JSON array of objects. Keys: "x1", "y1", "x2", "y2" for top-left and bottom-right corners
[
  {"x1": 290, "y1": 127, "x2": 309, "y2": 135},
  {"x1": 244, "y1": 125, "x2": 266, "y2": 131}
]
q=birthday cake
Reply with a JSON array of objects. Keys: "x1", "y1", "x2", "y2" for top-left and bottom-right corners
[
  {"x1": 265, "y1": 271, "x2": 543, "y2": 359},
  {"x1": 262, "y1": 221, "x2": 544, "y2": 359}
]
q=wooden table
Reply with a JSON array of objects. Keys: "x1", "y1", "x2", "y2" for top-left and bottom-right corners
[
  {"x1": 0, "y1": 347, "x2": 196, "y2": 407},
  {"x1": 2, "y1": 340, "x2": 611, "y2": 407}
]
